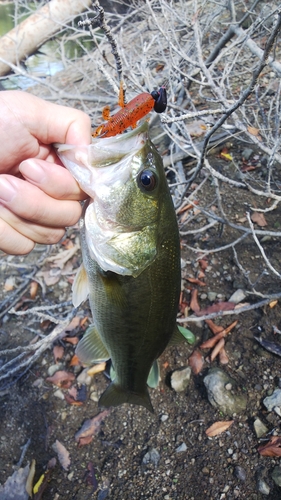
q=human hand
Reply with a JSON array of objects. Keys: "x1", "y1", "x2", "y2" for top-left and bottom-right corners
[{"x1": 0, "y1": 91, "x2": 92, "y2": 255}]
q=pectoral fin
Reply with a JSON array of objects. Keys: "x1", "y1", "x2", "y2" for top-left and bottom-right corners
[
  {"x1": 168, "y1": 325, "x2": 196, "y2": 346},
  {"x1": 72, "y1": 263, "x2": 89, "y2": 307},
  {"x1": 76, "y1": 324, "x2": 110, "y2": 364}
]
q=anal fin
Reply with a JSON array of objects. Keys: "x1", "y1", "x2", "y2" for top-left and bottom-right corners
[{"x1": 76, "y1": 324, "x2": 110, "y2": 365}]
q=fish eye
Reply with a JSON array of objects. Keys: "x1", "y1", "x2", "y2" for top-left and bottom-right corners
[{"x1": 138, "y1": 169, "x2": 157, "y2": 192}]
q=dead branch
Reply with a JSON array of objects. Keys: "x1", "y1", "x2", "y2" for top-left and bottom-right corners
[{"x1": 0, "y1": 0, "x2": 92, "y2": 76}]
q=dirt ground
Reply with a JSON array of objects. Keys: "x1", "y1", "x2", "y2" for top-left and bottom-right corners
[{"x1": 1, "y1": 136, "x2": 281, "y2": 499}]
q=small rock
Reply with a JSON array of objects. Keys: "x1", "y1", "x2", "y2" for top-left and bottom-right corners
[
  {"x1": 161, "y1": 414, "x2": 169, "y2": 422},
  {"x1": 200, "y1": 293, "x2": 207, "y2": 300},
  {"x1": 228, "y1": 289, "x2": 246, "y2": 304},
  {"x1": 202, "y1": 467, "x2": 209, "y2": 475},
  {"x1": 253, "y1": 418, "x2": 268, "y2": 438},
  {"x1": 207, "y1": 292, "x2": 217, "y2": 302},
  {"x1": 256, "y1": 478, "x2": 270, "y2": 495},
  {"x1": 272, "y1": 466, "x2": 281, "y2": 487},
  {"x1": 176, "y1": 443, "x2": 187, "y2": 453},
  {"x1": 242, "y1": 148, "x2": 253, "y2": 160},
  {"x1": 98, "y1": 489, "x2": 110, "y2": 500},
  {"x1": 77, "y1": 368, "x2": 92, "y2": 385},
  {"x1": 171, "y1": 367, "x2": 191, "y2": 392},
  {"x1": 255, "y1": 467, "x2": 270, "y2": 495},
  {"x1": 48, "y1": 363, "x2": 64, "y2": 377},
  {"x1": 90, "y1": 391, "x2": 99, "y2": 402},
  {"x1": 53, "y1": 389, "x2": 65, "y2": 400},
  {"x1": 32, "y1": 378, "x2": 44, "y2": 388},
  {"x1": 67, "y1": 471, "x2": 74, "y2": 481},
  {"x1": 142, "y1": 448, "x2": 160, "y2": 466},
  {"x1": 203, "y1": 368, "x2": 247, "y2": 415},
  {"x1": 234, "y1": 466, "x2": 246, "y2": 482},
  {"x1": 263, "y1": 388, "x2": 281, "y2": 414}
]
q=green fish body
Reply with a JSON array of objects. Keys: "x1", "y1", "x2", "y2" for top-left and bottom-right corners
[{"x1": 55, "y1": 123, "x2": 182, "y2": 412}]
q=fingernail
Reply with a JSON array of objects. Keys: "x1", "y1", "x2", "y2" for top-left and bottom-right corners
[
  {"x1": 0, "y1": 177, "x2": 16, "y2": 202},
  {"x1": 19, "y1": 159, "x2": 45, "y2": 183}
]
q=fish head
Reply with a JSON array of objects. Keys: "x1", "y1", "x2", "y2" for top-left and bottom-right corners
[{"x1": 55, "y1": 123, "x2": 166, "y2": 277}]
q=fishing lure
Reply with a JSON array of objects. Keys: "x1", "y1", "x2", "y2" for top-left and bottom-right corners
[{"x1": 93, "y1": 84, "x2": 167, "y2": 138}]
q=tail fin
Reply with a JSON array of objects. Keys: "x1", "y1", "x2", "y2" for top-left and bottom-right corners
[{"x1": 98, "y1": 382, "x2": 154, "y2": 413}]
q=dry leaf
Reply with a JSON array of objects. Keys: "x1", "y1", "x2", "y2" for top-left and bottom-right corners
[
  {"x1": 200, "y1": 320, "x2": 238, "y2": 349},
  {"x1": 258, "y1": 436, "x2": 281, "y2": 457},
  {"x1": 53, "y1": 440, "x2": 71, "y2": 470},
  {"x1": 69, "y1": 354, "x2": 81, "y2": 366},
  {"x1": 87, "y1": 362, "x2": 106, "y2": 376},
  {"x1": 4, "y1": 276, "x2": 15, "y2": 291},
  {"x1": 197, "y1": 302, "x2": 235, "y2": 316},
  {"x1": 30, "y1": 281, "x2": 38, "y2": 299},
  {"x1": 206, "y1": 420, "x2": 234, "y2": 437},
  {"x1": 188, "y1": 349, "x2": 204, "y2": 374},
  {"x1": 251, "y1": 212, "x2": 267, "y2": 227},
  {"x1": 205, "y1": 319, "x2": 223, "y2": 335},
  {"x1": 36, "y1": 268, "x2": 61, "y2": 286},
  {"x1": 65, "y1": 316, "x2": 81, "y2": 332},
  {"x1": 186, "y1": 277, "x2": 206, "y2": 287},
  {"x1": 190, "y1": 289, "x2": 200, "y2": 313},
  {"x1": 186, "y1": 120, "x2": 206, "y2": 137},
  {"x1": 46, "y1": 370, "x2": 75, "y2": 389},
  {"x1": 198, "y1": 259, "x2": 208, "y2": 270},
  {"x1": 75, "y1": 410, "x2": 111, "y2": 447},
  {"x1": 247, "y1": 126, "x2": 260, "y2": 136},
  {"x1": 219, "y1": 347, "x2": 229, "y2": 365},
  {"x1": 53, "y1": 346, "x2": 64, "y2": 363},
  {"x1": 210, "y1": 338, "x2": 225, "y2": 361},
  {"x1": 220, "y1": 151, "x2": 233, "y2": 161},
  {"x1": 63, "y1": 336, "x2": 79, "y2": 345},
  {"x1": 65, "y1": 385, "x2": 87, "y2": 406}
]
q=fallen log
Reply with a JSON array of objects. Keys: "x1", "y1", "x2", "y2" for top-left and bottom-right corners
[{"x1": 0, "y1": 0, "x2": 92, "y2": 77}]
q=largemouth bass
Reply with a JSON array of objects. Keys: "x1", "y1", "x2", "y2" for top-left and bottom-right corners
[{"x1": 55, "y1": 122, "x2": 188, "y2": 412}]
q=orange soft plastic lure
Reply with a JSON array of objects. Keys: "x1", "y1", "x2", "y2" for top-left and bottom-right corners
[{"x1": 93, "y1": 86, "x2": 167, "y2": 138}]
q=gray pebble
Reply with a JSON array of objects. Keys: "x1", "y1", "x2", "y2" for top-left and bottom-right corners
[
  {"x1": 228, "y1": 289, "x2": 246, "y2": 304},
  {"x1": 253, "y1": 418, "x2": 268, "y2": 438},
  {"x1": 176, "y1": 442, "x2": 187, "y2": 453},
  {"x1": 263, "y1": 388, "x2": 281, "y2": 413},
  {"x1": 234, "y1": 466, "x2": 246, "y2": 482},
  {"x1": 171, "y1": 366, "x2": 191, "y2": 392},
  {"x1": 98, "y1": 489, "x2": 110, "y2": 500},
  {"x1": 256, "y1": 478, "x2": 270, "y2": 495},
  {"x1": 207, "y1": 292, "x2": 217, "y2": 302},
  {"x1": 76, "y1": 368, "x2": 92, "y2": 385},
  {"x1": 48, "y1": 363, "x2": 64, "y2": 377},
  {"x1": 203, "y1": 368, "x2": 247, "y2": 415},
  {"x1": 142, "y1": 448, "x2": 160, "y2": 466},
  {"x1": 272, "y1": 466, "x2": 281, "y2": 487},
  {"x1": 242, "y1": 148, "x2": 253, "y2": 160}
]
